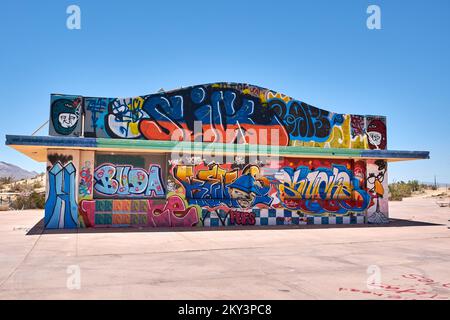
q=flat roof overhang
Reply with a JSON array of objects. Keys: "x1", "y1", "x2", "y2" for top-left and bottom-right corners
[{"x1": 5, "y1": 135, "x2": 430, "y2": 163}]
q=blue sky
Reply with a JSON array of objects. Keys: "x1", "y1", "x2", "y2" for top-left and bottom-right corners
[{"x1": 0, "y1": 0, "x2": 449, "y2": 183}]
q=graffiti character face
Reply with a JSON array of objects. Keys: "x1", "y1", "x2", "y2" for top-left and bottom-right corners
[
  {"x1": 51, "y1": 98, "x2": 81, "y2": 135},
  {"x1": 59, "y1": 113, "x2": 78, "y2": 128},
  {"x1": 367, "y1": 173, "x2": 384, "y2": 197},
  {"x1": 227, "y1": 174, "x2": 260, "y2": 209},
  {"x1": 366, "y1": 119, "x2": 387, "y2": 150},
  {"x1": 106, "y1": 97, "x2": 148, "y2": 139},
  {"x1": 367, "y1": 160, "x2": 386, "y2": 197},
  {"x1": 229, "y1": 188, "x2": 256, "y2": 209}
]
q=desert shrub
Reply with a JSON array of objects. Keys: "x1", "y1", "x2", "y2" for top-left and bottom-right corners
[
  {"x1": 9, "y1": 182, "x2": 33, "y2": 193},
  {"x1": 33, "y1": 181, "x2": 43, "y2": 188},
  {"x1": 409, "y1": 180, "x2": 420, "y2": 192},
  {"x1": 389, "y1": 180, "x2": 430, "y2": 201},
  {"x1": 389, "y1": 183, "x2": 408, "y2": 201},
  {"x1": 0, "y1": 177, "x2": 13, "y2": 188},
  {"x1": 10, "y1": 192, "x2": 45, "y2": 210}
]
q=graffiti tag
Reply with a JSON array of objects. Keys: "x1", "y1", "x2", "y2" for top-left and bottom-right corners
[{"x1": 94, "y1": 164, "x2": 165, "y2": 197}]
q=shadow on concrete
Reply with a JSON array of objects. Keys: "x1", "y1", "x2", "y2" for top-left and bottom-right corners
[{"x1": 26, "y1": 217, "x2": 444, "y2": 236}]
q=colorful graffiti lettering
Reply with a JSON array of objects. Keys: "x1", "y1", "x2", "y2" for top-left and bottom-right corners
[
  {"x1": 68, "y1": 152, "x2": 387, "y2": 228},
  {"x1": 268, "y1": 98, "x2": 343, "y2": 143},
  {"x1": 45, "y1": 161, "x2": 78, "y2": 229},
  {"x1": 79, "y1": 161, "x2": 93, "y2": 198},
  {"x1": 149, "y1": 194, "x2": 200, "y2": 227},
  {"x1": 79, "y1": 199, "x2": 95, "y2": 228},
  {"x1": 45, "y1": 149, "x2": 391, "y2": 229},
  {"x1": 49, "y1": 83, "x2": 387, "y2": 150},
  {"x1": 136, "y1": 87, "x2": 288, "y2": 145},
  {"x1": 106, "y1": 97, "x2": 148, "y2": 139},
  {"x1": 229, "y1": 210, "x2": 256, "y2": 225},
  {"x1": 73, "y1": 156, "x2": 386, "y2": 228},
  {"x1": 94, "y1": 163, "x2": 165, "y2": 197},
  {"x1": 274, "y1": 164, "x2": 370, "y2": 214},
  {"x1": 84, "y1": 97, "x2": 110, "y2": 138},
  {"x1": 79, "y1": 195, "x2": 200, "y2": 228},
  {"x1": 351, "y1": 115, "x2": 365, "y2": 137},
  {"x1": 173, "y1": 163, "x2": 272, "y2": 209}
]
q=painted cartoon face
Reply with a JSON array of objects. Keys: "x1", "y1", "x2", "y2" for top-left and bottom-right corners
[
  {"x1": 366, "y1": 119, "x2": 387, "y2": 149},
  {"x1": 58, "y1": 113, "x2": 79, "y2": 128},
  {"x1": 51, "y1": 98, "x2": 81, "y2": 135},
  {"x1": 229, "y1": 188, "x2": 256, "y2": 209},
  {"x1": 367, "y1": 173, "x2": 385, "y2": 196}
]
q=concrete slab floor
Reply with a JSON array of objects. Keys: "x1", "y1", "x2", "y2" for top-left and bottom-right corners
[{"x1": 0, "y1": 196, "x2": 449, "y2": 300}]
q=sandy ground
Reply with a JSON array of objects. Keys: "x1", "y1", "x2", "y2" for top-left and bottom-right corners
[{"x1": 0, "y1": 193, "x2": 449, "y2": 300}]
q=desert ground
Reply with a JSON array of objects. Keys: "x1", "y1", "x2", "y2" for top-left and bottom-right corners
[{"x1": 0, "y1": 189, "x2": 449, "y2": 300}]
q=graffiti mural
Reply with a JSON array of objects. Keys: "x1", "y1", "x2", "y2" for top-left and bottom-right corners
[
  {"x1": 40, "y1": 147, "x2": 393, "y2": 229},
  {"x1": 94, "y1": 163, "x2": 165, "y2": 198},
  {"x1": 350, "y1": 115, "x2": 368, "y2": 149},
  {"x1": 45, "y1": 161, "x2": 78, "y2": 229},
  {"x1": 268, "y1": 98, "x2": 343, "y2": 143},
  {"x1": 47, "y1": 153, "x2": 73, "y2": 168},
  {"x1": 228, "y1": 210, "x2": 256, "y2": 225},
  {"x1": 43, "y1": 84, "x2": 395, "y2": 229},
  {"x1": 173, "y1": 163, "x2": 272, "y2": 209},
  {"x1": 42, "y1": 153, "x2": 393, "y2": 229},
  {"x1": 366, "y1": 116, "x2": 387, "y2": 150},
  {"x1": 272, "y1": 159, "x2": 370, "y2": 214},
  {"x1": 79, "y1": 160, "x2": 93, "y2": 199},
  {"x1": 49, "y1": 95, "x2": 83, "y2": 136},
  {"x1": 79, "y1": 195, "x2": 200, "y2": 228},
  {"x1": 106, "y1": 97, "x2": 149, "y2": 139},
  {"x1": 49, "y1": 83, "x2": 387, "y2": 150},
  {"x1": 367, "y1": 160, "x2": 389, "y2": 223},
  {"x1": 136, "y1": 86, "x2": 289, "y2": 145},
  {"x1": 160, "y1": 158, "x2": 372, "y2": 227},
  {"x1": 149, "y1": 194, "x2": 200, "y2": 227},
  {"x1": 83, "y1": 97, "x2": 111, "y2": 138}
]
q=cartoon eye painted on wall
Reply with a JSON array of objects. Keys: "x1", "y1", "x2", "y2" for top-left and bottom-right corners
[{"x1": 367, "y1": 174, "x2": 376, "y2": 185}]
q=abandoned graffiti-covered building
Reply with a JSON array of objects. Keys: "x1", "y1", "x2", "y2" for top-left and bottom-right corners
[{"x1": 5, "y1": 83, "x2": 429, "y2": 229}]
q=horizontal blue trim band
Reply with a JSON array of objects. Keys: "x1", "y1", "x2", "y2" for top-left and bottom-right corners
[
  {"x1": 361, "y1": 149, "x2": 430, "y2": 159},
  {"x1": 5, "y1": 135, "x2": 97, "y2": 148},
  {"x1": 5, "y1": 134, "x2": 430, "y2": 160}
]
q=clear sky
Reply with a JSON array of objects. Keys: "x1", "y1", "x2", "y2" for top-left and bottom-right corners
[{"x1": 0, "y1": 0, "x2": 449, "y2": 183}]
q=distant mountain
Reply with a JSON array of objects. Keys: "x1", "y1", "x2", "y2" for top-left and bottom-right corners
[{"x1": 0, "y1": 161, "x2": 39, "y2": 181}]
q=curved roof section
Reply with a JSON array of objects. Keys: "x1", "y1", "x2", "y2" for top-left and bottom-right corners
[{"x1": 48, "y1": 82, "x2": 388, "y2": 151}]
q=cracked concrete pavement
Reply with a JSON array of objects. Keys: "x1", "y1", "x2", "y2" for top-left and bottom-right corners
[{"x1": 0, "y1": 196, "x2": 449, "y2": 299}]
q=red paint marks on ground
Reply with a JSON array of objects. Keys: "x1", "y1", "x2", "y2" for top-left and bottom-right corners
[{"x1": 339, "y1": 274, "x2": 450, "y2": 300}]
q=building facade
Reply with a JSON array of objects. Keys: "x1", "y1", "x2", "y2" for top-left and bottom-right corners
[{"x1": 6, "y1": 83, "x2": 429, "y2": 229}]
